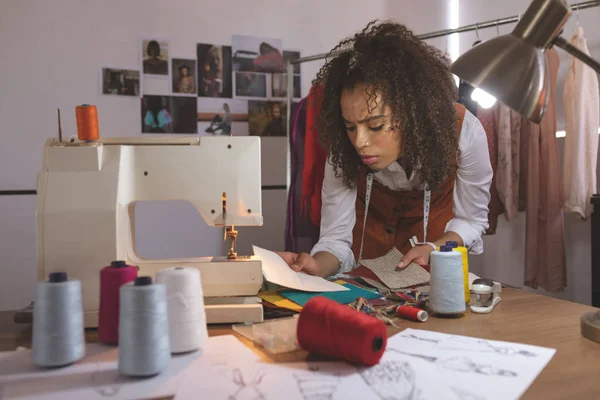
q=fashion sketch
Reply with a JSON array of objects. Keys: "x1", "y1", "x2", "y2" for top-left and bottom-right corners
[
  {"x1": 451, "y1": 386, "x2": 486, "y2": 400},
  {"x1": 358, "y1": 361, "x2": 420, "y2": 400},
  {"x1": 213, "y1": 363, "x2": 266, "y2": 400},
  {"x1": 293, "y1": 366, "x2": 341, "y2": 400},
  {"x1": 388, "y1": 349, "x2": 518, "y2": 377},
  {"x1": 399, "y1": 333, "x2": 537, "y2": 357}
]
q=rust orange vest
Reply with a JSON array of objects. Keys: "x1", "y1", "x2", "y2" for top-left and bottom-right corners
[{"x1": 351, "y1": 103, "x2": 466, "y2": 261}]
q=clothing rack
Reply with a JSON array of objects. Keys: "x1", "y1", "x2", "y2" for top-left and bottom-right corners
[{"x1": 283, "y1": 1, "x2": 600, "y2": 306}]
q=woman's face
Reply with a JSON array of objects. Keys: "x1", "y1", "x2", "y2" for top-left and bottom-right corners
[
  {"x1": 340, "y1": 84, "x2": 401, "y2": 171},
  {"x1": 181, "y1": 67, "x2": 189, "y2": 77}
]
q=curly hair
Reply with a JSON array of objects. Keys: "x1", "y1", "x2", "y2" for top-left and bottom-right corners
[{"x1": 313, "y1": 20, "x2": 459, "y2": 190}]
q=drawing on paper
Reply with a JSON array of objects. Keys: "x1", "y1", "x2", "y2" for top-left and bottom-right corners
[
  {"x1": 358, "y1": 360, "x2": 420, "y2": 400},
  {"x1": 451, "y1": 386, "x2": 486, "y2": 400},
  {"x1": 388, "y1": 349, "x2": 518, "y2": 377},
  {"x1": 400, "y1": 333, "x2": 537, "y2": 357},
  {"x1": 90, "y1": 367, "x2": 121, "y2": 397},
  {"x1": 213, "y1": 363, "x2": 267, "y2": 400},
  {"x1": 293, "y1": 365, "x2": 342, "y2": 400}
]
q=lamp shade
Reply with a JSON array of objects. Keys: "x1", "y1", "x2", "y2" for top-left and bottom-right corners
[
  {"x1": 450, "y1": 35, "x2": 549, "y2": 123},
  {"x1": 449, "y1": 0, "x2": 571, "y2": 123}
]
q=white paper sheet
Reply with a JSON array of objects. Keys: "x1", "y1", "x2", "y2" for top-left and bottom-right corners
[
  {"x1": 383, "y1": 328, "x2": 557, "y2": 400},
  {"x1": 252, "y1": 245, "x2": 348, "y2": 292},
  {"x1": 0, "y1": 335, "x2": 259, "y2": 400},
  {"x1": 175, "y1": 359, "x2": 376, "y2": 400}
]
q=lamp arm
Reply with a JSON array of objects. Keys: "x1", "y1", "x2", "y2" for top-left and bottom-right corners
[{"x1": 554, "y1": 36, "x2": 600, "y2": 75}]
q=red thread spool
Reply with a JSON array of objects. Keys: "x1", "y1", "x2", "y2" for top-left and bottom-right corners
[
  {"x1": 296, "y1": 296, "x2": 387, "y2": 366},
  {"x1": 98, "y1": 260, "x2": 138, "y2": 345},
  {"x1": 397, "y1": 305, "x2": 428, "y2": 322}
]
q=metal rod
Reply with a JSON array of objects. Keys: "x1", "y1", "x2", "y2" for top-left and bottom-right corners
[
  {"x1": 289, "y1": 1, "x2": 598, "y2": 64},
  {"x1": 554, "y1": 35, "x2": 600, "y2": 74}
]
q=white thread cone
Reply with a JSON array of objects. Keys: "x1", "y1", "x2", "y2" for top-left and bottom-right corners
[{"x1": 156, "y1": 267, "x2": 208, "y2": 354}]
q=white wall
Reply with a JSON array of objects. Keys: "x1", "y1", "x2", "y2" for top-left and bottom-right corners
[
  {"x1": 455, "y1": 0, "x2": 600, "y2": 305},
  {"x1": 0, "y1": 0, "x2": 391, "y2": 310}
]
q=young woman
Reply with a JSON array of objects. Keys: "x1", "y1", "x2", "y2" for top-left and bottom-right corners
[{"x1": 277, "y1": 21, "x2": 493, "y2": 277}]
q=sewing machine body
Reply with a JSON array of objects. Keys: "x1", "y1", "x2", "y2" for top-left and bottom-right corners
[{"x1": 36, "y1": 136, "x2": 265, "y2": 327}]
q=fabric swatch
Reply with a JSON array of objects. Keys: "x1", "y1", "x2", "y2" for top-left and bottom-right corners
[
  {"x1": 359, "y1": 247, "x2": 431, "y2": 289},
  {"x1": 258, "y1": 292, "x2": 303, "y2": 311},
  {"x1": 279, "y1": 282, "x2": 381, "y2": 307}
]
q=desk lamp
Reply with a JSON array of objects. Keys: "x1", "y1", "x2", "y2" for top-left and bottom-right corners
[{"x1": 450, "y1": 0, "x2": 600, "y2": 343}]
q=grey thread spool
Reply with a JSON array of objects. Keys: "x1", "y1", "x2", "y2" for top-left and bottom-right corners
[
  {"x1": 118, "y1": 276, "x2": 171, "y2": 377},
  {"x1": 32, "y1": 272, "x2": 85, "y2": 367}
]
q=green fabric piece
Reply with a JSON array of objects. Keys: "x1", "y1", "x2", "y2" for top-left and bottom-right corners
[{"x1": 279, "y1": 283, "x2": 381, "y2": 307}]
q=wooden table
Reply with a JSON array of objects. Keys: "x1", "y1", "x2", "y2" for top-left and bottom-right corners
[{"x1": 2, "y1": 288, "x2": 600, "y2": 399}]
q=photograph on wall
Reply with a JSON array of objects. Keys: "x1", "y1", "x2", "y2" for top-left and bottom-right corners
[
  {"x1": 101, "y1": 68, "x2": 140, "y2": 96},
  {"x1": 283, "y1": 50, "x2": 301, "y2": 74},
  {"x1": 271, "y1": 73, "x2": 301, "y2": 99},
  {"x1": 235, "y1": 72, "x2": 268, "y2": 99},
  {"x1": 198, "y1": 98, "x2": 248, "y2": 136},
  {"x1": 248, "y1": 100, "x2": 286, "y2": 137},
  {"x1": 171, "y1": 58, "x2": 197, "y2": 95},
  {"x1": 232, "y1": 35, "x2": 284, "y2": 73},
  {"x1": 141, "y1": 38, "x2": 169, "y2": 76},
  {"x1": 142, "y1": 95, "x2": 197, "y2": 134},
  {"x1": 197, "y1": 43, "x2": 232, "y2": 98}
]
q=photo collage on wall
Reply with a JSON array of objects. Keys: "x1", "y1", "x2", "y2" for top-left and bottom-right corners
[{"x1": 100, "y1": 34, "x2": 301, "y2": 136}]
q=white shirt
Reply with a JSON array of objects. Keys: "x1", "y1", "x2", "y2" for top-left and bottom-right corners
[{"x1": 310, "y1": 109, "x2": 493, "y2": 274}]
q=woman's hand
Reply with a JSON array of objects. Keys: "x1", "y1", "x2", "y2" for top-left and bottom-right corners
[
  {"x1": 276, "y1": 252, "x2": 324, "y2": 276},
  {"x1": 397, "y1": 245, "x2": 434, "y2": 269}
]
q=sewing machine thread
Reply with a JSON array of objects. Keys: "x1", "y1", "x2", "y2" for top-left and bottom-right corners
[
  {"x1": 118, "y1": 277, "x2": 170, "y2": 377},
  {"x1": 429, "y1": 246, "x2": 466, "y2": 315},
  {"x1": 75, "y1": 104, "x2": 99, "y2": 141},
  {"x1": 98, "y1": 260, "x2": 138, "y2": 345},
  {"x1": 31, "y1": 272, "x2": 85, "y2": 367},
  {"x1": 156, "y1": 266, "x2": 208, "y2": 354},
  {"x1": 297, "y1": 296, "x2": 387, "y2": 366}
]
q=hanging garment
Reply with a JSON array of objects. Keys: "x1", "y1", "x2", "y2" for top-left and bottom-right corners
[
  {"x1": 509, "y1": 109, "x2": 521, "y2": 214},
  {"x1": 496, "y1": 104, "x2": 516, "y2": 219},
  {"x1": 300, "y1": 85, "x2": 328, "y2": 227},
  {"x1": 477, "y1": 103, "x2": 504, "y2": 234},
  {"x1": 523, "y1": 48, "x2": 566, "y2": 292},
  {"x1": 496, "y1": 105, "x2": 522, "y2": 220},
  {"x1": 285, "y1": 98, "x2": 320, "y2": 253},
  {"x1": 518, "y1": 113, "x2": 529, "y2": 212},
  {"x1": 562, "y1": 26, "x2": 600, "y2": 219}
]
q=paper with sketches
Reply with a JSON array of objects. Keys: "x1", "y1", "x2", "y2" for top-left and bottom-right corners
[
  {"x1": 360, "y1": 247, "x2": 430, "y2": 289},
  {"x1": 173, "y1": 328, "x2": 556, "y2": 400},
  {"x1": 252, "y1": 245, "x2": 348, "y2": 292},
  {"x1": 175, "y1": 359, "x2": 374, "y2": 400},
  {"x1": 0, "y1": 335, "x2": 259, "y2": 400},
  {"x1": 382, "y1": 328, "x2": 556, "y2": 400}
]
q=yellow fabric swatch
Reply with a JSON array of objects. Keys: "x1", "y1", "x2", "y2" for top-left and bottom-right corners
[{"x1": 258, "y1": 292, "x2": 303, "y2": 311}]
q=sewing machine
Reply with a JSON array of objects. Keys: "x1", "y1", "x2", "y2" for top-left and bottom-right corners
[{"x1": 35, "y1": 135, "x2": 265, "y2": 328}]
